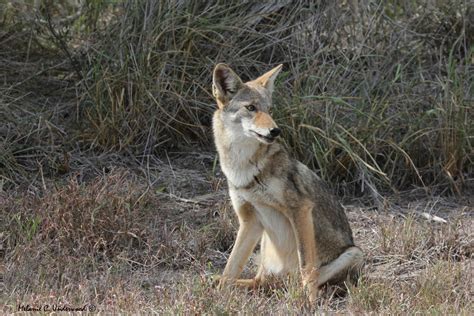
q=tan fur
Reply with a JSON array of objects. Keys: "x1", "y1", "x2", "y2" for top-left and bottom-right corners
[
  {"x1": 212, "y1": 63, "x2": 364, "y2": 303},
  {"x1": 251, "y1": 64, "x2": 282, "y2": 94},
  {"x1": 254, "y1": 112, "x2": 276, "y2": 129}
]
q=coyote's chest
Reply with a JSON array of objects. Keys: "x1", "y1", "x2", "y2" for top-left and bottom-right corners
[
  {"x1": 218, "y1": 138, "x2": 272, "y2": 188},
  {"x1": 215, "y1": 126, "x2": 287, "y2": 206},
  {"x1": 229, "y1": 171, "x2": 287, "y2": 214},
  {"x1": 221, "y1": 159, "x2": 283, "y2": 202},
  {"x1": 220, "y1": 160, "x2": 261, "y2": 189}
]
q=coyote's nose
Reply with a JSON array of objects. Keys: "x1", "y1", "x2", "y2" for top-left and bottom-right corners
[{"x1": 269, "y1": 128, "x2": 281, "y2": 138}]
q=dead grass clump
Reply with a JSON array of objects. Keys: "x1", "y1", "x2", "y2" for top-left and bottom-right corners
[
  {"x1": 147, "y1": 195, "x2": 237, "y2": 270},
  {"x1": 378, "y1": 214, "x2": 472, "y2": 262},
  {"x1": 412, "y1": 261, "x2": 468, "y2": 313},
  {"x1": 349, "y1": 260, "x2": 472, "y2": 314},
  {"x1": 345, "y1": 197, "x2": 473, "y2": 314},
  {"x1": 2, "y1": 170, "x2": 154, "y2": 293},
  {"x1": 348, "y1": 279, "x2": 397, "y2": 313},
  {"x1": 18, "y1": 171, "x2": 150, "y2": 259}
]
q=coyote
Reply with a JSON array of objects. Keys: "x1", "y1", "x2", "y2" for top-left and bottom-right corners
[{"x1": 212, "y1": 63, "x2": 363, "y2": 303}]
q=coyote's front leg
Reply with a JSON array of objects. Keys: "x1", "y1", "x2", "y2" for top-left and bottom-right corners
[
  {"x1": 290, "y1": 200, "x2": 320, "y2": 303},
  {"x1": 219, "y1": 192, "x2": 263, "y2": 287}
]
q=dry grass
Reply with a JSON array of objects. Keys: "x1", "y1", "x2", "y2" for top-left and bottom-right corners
[
  {"x1": 1, "y1": 0, "x2": 472, "y2": 193},
  {"x1": 79, "y1": 0, "x2": 473, "y2": 193},
  {"x1": 1, "y1": 0, "x2": 473, "y2": 314},
  {"x1": 348, "y1": 205, "x2": 473, "y2": 314},
  {"x1": 1, "y1": 165, "x2": 473, "y2": 314}
]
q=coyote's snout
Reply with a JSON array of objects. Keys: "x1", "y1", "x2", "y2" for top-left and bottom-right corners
[
  {"x1": 212, "y1": 63, "x2": 363, "y2": 303},
  {"x1": 247, "y1": 112, "x2": 281, "y2": 144}
]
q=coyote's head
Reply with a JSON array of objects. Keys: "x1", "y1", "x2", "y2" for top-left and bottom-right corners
[{"x1": 212, "y1": 63, "x2": 283, "y2": 144}]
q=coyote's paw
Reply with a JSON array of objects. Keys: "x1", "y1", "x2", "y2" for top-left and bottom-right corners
[
  {"x1": 214, "y1": 276, "x2": 259, "y2": 290},
  {"x1": 303, "y1": 268, "x2": 320, "y2": 304},
  {"x1": 307, "y1": 286, "x2": 320, "y2": 304},
  {"x1": 216, "y1": 275, "x2": 233, "y2": 289}
]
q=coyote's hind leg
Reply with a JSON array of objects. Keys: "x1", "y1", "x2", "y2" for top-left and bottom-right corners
[{"x1": 290, "y1": 200, "x2": 320, "y2": 303}]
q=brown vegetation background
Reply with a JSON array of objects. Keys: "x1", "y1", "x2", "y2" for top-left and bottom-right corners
[{"x1": 1, "y1": 0, "x2": 473, "y2": 313}]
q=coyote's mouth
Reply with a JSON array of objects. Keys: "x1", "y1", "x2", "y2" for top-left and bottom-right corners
[{"x1": 251, "y1": 130, "x2": 276, "y2": 144}]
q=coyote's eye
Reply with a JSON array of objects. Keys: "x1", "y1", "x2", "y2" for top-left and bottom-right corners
[{"x1": 245, "y1": 104, "x2": 256, "y2": 112}]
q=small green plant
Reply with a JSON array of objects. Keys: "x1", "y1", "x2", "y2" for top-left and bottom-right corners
[{"x1": 14, "y1": 214, "x2": 42, "y2": 241}]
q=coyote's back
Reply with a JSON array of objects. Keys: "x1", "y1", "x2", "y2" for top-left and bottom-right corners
[{"x1": 211, "y1": 63, "x2": 363, "y2": 303}]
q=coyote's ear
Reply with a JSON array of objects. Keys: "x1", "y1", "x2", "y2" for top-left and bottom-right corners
[
  {"x1": 212, "y1": 63, "x2": 243, "y2": 107},
  {"x1": 253, "y1": 64, "x2": 283, "y2": 95}
]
